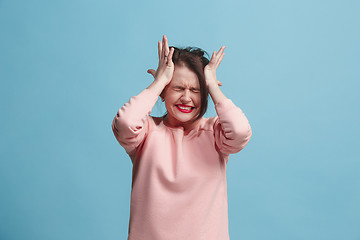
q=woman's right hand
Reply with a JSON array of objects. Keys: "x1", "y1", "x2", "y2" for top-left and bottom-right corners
[{"x1": 147, "y1": 35, "x2": 175, "y2": 86}]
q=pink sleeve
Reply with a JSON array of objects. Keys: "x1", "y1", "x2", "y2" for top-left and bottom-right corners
[
  {"x1": 111, "y1": 88, "x2": 159, "y2": 155},
  {"x1": 213, "y1": 98, "x2": 252, "y2": 155}
]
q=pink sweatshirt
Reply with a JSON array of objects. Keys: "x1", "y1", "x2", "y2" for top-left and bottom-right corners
[{"x1": 112, "y1": 88, "x2": 252, "y2": 240}]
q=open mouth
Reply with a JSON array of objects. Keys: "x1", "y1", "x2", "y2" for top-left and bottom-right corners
[{"x1": 175, "y1": 104, "x2": 195, "y2": 113}]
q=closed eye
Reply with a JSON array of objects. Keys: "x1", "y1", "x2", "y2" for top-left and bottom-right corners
[
  {"x1": 173, "y1": 86, "x2": 184, "y2": 91},
  {"x1": 191, "y1": 88, "x2": 200, "y2": 93}
]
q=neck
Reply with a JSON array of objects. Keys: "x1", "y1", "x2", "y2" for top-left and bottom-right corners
[{"x1": 163, "y1": 115, "x2": 201, "y2": 132}]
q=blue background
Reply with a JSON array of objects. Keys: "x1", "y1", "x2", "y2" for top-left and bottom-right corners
[{"x1": 1, "y1": 0, "x2": 359, "y2": 239}]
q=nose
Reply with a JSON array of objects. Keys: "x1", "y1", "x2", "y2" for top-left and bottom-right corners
[{"x1": 181, "y1": 89, "x2": 191, "y2": 103}]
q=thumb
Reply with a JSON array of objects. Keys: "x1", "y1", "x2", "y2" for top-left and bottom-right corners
[
  {"x1": 147, "y1": 69, "x2": 156, "y2": 78},
  {"x1": 217, "y1": 80, "x2": 222, "y2": 86}
]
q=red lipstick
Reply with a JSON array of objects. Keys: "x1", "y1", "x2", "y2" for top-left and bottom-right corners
[{"x1": 175, "y1": 104, "x2": 194, "y2": 113}]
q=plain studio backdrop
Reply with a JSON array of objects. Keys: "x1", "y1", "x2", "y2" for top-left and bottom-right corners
[{"x1": 0, "y1": 0, "x2": 359, "y2": 239}]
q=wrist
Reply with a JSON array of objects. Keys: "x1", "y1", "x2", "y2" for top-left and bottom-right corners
[
  {"x1": 207, "y1": 82, "x2": 220, "y2": 92},
  {"x1": 208, "y1": 83, "x2": 227, "y2": 105},
  {"x1": 154, "y1": 76, "x2": 171, "y2": 85},
  {"x1": 147, "y1": 78, "x2": 168, "y2": 96}
]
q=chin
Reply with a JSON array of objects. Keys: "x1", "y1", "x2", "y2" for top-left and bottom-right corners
[
  {"x1": 169, "y1": 110, "x2": 199, "y2": 126},
  {"x1": 174, "y1": 113, "x2": 199, "y2": 124},
  {"x1": 177, "y1": 116, "x2": 196, "y2": 124}
]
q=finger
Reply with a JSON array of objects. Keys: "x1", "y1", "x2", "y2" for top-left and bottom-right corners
[
  {"x1": 162, "y1": 35, "x2": 166, "y2": 56},
  {"x1": 210, "y1": 51, "x2": 217, "y2": 64},
  {"x1": 214, "y1": 46, "x2": 225, "y2": 60},
  {"x1": 216, "y1": 46, "x2": 226, "y2": 57},
  {"x1": 215, "y1": 46, "x2": 226, "y2": 64},
  {"x1": 147, "y1": 69, "x2": 156, "y2": 78},
  {"x1": 216, "y1": 52, "x2": 225, "y2": 68},
  {"x1": 163, "y1": 35, "x2": 170, "y2": 56},
  {"x1": 159, "y1": 36, "x2": 166, "y2": 60},
  {"x1": 217, "y1": 80, "x2": 222, "y2": 86},
  {"x1": 158, "y1": 41, "x2": 162, "y2": 59},
  {"x1": 162, "y1": 35, "x2": 169, "y2": 59},
  {"x1": 167, "y1": 47, "x2": 175, "y2": 66}
]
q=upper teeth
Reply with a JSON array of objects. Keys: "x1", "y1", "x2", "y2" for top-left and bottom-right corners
[{"x1": 178, "y1": 105, "x2": 192, "y2": 110}]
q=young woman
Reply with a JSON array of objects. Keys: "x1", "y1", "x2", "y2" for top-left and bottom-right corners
[{"x1": 112, "y1": 35, "x2": 252, "y2": 240}]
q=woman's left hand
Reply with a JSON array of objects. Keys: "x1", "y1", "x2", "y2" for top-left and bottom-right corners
[{"x1": 204, "y1": 46, "x2": 226, "y2": 88}]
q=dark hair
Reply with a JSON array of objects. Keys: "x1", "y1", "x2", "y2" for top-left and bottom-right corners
[{"x1": 166, "y1": 46, "x2": 210, "y2": 120}]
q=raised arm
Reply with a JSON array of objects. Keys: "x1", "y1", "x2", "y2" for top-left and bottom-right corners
[
  {"x1": 112, "y1": 35, "x2": 175, "y2": 155},
  {"x1": 204, "y1": 46, "x2": 227, "y2": 104},
  {"x1": 204, "y1": 46, "x2": 252, "y2": 154}
]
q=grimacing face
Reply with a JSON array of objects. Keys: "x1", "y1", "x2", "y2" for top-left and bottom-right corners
[{"x1": 163, "y1": 65, "x2": 201, "y2": 129}]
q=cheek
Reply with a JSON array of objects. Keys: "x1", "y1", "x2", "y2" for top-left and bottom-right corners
[
  {"x1": 165, "y1": 92, "x2": 179, "y2": 106},
  {"x1": 194, "y1": 95, "x2": 201, "y2": 106}
]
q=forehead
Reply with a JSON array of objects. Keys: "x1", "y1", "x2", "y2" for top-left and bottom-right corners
[{"x1": 170, "y1": 65, "x2": 200, "y2": 88}]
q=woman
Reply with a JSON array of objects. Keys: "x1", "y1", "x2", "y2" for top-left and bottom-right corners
[{"x1": 112, "y1": 35, "x2": 252, "y2": 240}]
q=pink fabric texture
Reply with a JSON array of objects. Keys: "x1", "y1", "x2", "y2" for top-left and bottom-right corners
[{"x1": 112, "y1": 88, "x2": 252, "y2": 240}]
